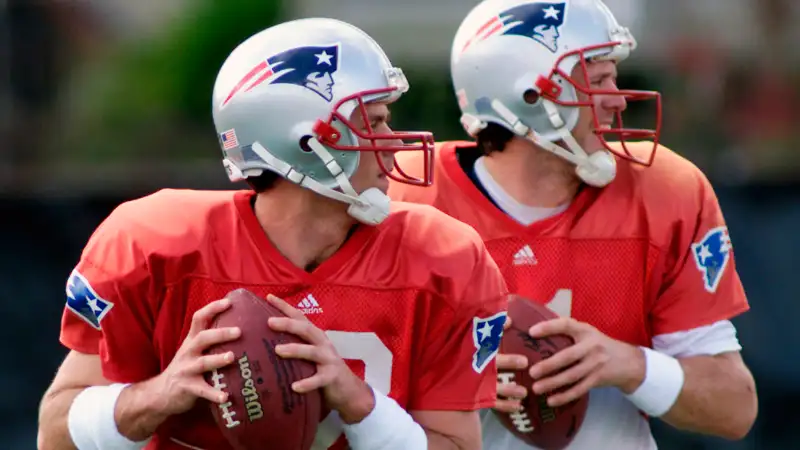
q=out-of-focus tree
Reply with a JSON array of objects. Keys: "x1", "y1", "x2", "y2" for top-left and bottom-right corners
[{"x1": 49, "y1": 0, "x2": 284, "y2": 166}]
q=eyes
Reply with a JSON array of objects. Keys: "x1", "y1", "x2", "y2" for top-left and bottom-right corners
[
  {"x1": 367, "y1": 115, "x2": 391, "y2": 131},
  {"x1": 590, "y1": 73, "x2": 618, "y2": 89},
  {"x1": 353, "y1": 104, "x2": 392, "y2": 133}
]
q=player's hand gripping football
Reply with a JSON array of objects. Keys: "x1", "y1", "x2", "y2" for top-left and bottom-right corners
[
  {"x1": 494, "y1": 317, "x2": 530, "y2": 413},
  {"x1": 144, "y1": 298, "x2": 241, "y2": 417},
  {"x1": 527, "y1": 317, "x2": 646, "y2": 407},
  {"x1": 266, "y1": 294, "x2": 375, "y2": 423}
]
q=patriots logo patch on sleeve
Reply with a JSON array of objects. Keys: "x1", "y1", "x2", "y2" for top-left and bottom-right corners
[
  {"x1": 472, "y1": 312, "x2": 508, "y2": 374},
  {"x1": 66, "y1": 270, "x2": 114, "y2": 330},
  {"x1": 691, "y1": 226, "x2": 732, "y2": 293}
]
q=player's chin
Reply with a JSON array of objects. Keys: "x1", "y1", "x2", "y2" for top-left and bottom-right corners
[
  {"x1": 580, "y1": 134, "x2": 603, "y2": 152},
  {"x1": 373, "y1": 174, "x2": 390, "y2": 193}
]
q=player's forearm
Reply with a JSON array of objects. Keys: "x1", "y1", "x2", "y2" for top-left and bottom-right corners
[
  {"x1": 412, "y1": 409, "x2": 482, "y2": 450},
  {"x1": 38, "y1": 380, "x2": 169, "y2": 450},
  {"x1": 114, "y1": 379, "x2": 171, "y2": 441},
  {"x1": 661, "y1": 354, "x2": 757, "y2": 440},
  {"x1": 424, "y1": 429, "x2": 479, "y2": 450},
  {"x1": 38, "y1": 388, "x2": 82, "y2": 450}
]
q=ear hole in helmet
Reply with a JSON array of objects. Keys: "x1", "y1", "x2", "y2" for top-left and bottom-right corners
[
  {"x1": 523, "y1": 89, "x2": 540, "y2": 105},
  {"x1": 299, "y1": 135, "x2": 314, "y2": 153}
]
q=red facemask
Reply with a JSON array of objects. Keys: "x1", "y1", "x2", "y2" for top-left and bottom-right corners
[
  {"x1": 534, "y1": 42, "x2": 662, "y2": 166},
  {"x1": 313, "y1": 87, "x2": 435, "y2": 186}
]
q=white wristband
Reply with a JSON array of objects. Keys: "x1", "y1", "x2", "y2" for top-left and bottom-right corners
[
  {"x1": 68, "y1": 383, "x2": 151, "y2": 450},
  {"x1": 342, "y1": 386, "x2": 428, "y2": 450},
  {"x1": 624, "y1": 347, "x2": 685, "y2": 417}
]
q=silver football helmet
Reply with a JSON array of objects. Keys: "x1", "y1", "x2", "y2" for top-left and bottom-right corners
[
  {"x1": 452, "y1": 0, "x2": 662, "y2": 186},
  {"x1": 213, "y1": 18, "x2": 434, "y2": 224}
]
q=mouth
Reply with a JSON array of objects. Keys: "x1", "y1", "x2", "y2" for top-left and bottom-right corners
[
  {"x1": 378, "y1": 163, "x2": 394, "y2": 176},
  {"x1": 375, "y1": 174, "x2": 390, "y2": 193}
]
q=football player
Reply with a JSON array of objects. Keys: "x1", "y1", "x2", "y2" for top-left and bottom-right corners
[
  {"x1": 37, "y1": 18, "x2": 508, "y2": 450},
  {"x1": 389, "y1": 0, "x2": 758, "y2": 448}
]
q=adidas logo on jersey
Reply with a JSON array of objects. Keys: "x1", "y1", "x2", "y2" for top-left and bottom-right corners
[
  {"x1": 297, "y1": 294, "x2": 323, "y2": 315},
  {"x1": 513, "y1": 245, "x2": 537, "y2": 266}
]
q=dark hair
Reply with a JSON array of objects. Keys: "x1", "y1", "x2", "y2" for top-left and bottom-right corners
[
  {"x1": 476, "y1": 122, "x2": 516, "y2": 155},
  {"x1": 246, "y1": 171, "x2": 281, "y2": 193}
]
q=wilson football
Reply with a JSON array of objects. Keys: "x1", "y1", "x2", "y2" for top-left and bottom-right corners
[
  {"x1": 493, "y1": 294, "x2": 588, "y2": 449},
  {"x1": 204, "y1": 288, "x2": 322, "y2": 450}
]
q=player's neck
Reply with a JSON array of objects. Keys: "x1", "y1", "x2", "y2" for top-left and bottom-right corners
[
  {"x1": 253, "y1": 186, "x2": 356, "y2": 271},
  {"x1": 483, "y1": 139, "x2": 580, "y2": 208}
]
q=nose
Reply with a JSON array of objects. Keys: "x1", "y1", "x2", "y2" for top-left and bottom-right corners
[
  {"x1": 374, "y1": 123, "x2": 404, "y2": 148},
  {"x1": 374, "y1": 125, "x2": 399, "y2": 173},
  {"x1": 601, "y1": 90, "x2": 627, "y2": 114}
]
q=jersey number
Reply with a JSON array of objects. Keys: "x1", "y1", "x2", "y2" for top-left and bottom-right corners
[
  {"x1": 309, "y1": 291, "x2": 572, "y2": 448},
  {"x1": 312, "y1": 331, "x2": 393, "y2": 449},
  {"x1": 546, "y1": 288, "x2": 572, "y2": 318}
]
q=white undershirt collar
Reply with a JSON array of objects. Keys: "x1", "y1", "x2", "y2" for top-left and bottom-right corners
[{"x1": 474, "y1": 156, "x2": 570, "y2": 226}]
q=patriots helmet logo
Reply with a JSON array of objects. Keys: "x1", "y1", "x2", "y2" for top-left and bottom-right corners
[
  {"x1": 66, "y1": 270, "x2": 114, "y2": 330},
  {"x1": 501, "y1": 2, "x2": 566, "y2": 52},
  {"x1": 691, "y1": 226, "x2": 733, "y2": 293},
  {"x1": 462, "y1": 2, "x2": 567, "y2": 54},
  {"x1": 222, "y1": 44, "x2": 341, "y2": 107},
  {"x1": 472, "y1": 312, "x2": 508, "y2": 374}
]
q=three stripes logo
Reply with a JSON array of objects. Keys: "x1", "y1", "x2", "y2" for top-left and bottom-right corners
[
  {"x1": 513, "y1": 245, "x2": 538, "y2": 266},
  {"x1": 297, "y1": 294, "x2": 323, "y2": 315}
]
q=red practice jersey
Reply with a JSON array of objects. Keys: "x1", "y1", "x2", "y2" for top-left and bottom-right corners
[
  {"x1": 390, "y1": 141, "x2": 749, "y2": 347},
  {"x1": 60, "y1": 189, "x2": 508, "y2": 450}
]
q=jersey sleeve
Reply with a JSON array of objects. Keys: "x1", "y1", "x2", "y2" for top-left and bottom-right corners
[
  {"x1": 60, "y1": 212, "x2": 160, "y2": 383},
  {"x1": 408, "y1": 244, "x2": 509, "y2": 411},
  {"x1": 650, "y1": 173, "x2": 749, "y2": 336}
]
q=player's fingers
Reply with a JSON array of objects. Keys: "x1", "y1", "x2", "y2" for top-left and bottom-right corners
[
  {"x1": 274, "y1": 343, "x2": 332, "y2": 364},
  {"x1": 496, "y1": 353, "x2": 528, "y2": 371},
  {"x1": 503, "y1": 317, "x2": 513, "y2": 331},
  {"x1": 545, "y1": 372, "x2": 597, "y2": 408},
  {"x1": 190, "y1": 327, "x2": 241, "y2": 353},
  {"x1": 494, "y1": 398, "x2": 524, "y2": 413},
  {"x1": 186, "y1": 379, "x2": 229, "y2": 404},
  {"x1": 497, "y1": 381, "x2": 528, "y2": 400},
  {"x1": 528, "y1": 317, "x2": 584, "y2": 339},
  {"x1": 268, "y1": 316, "x2": 328, "y2": 345},
  {"x1": 188, "y1": 352, "x2": 236, "y2": 374},
  {"x1": 531, "y1": 356, "x2": 594, "y2": 395},
  {"x1": 291, "y1": 372, "x2": 333, "y2": 394},
  {"x1": 188, "y1": 298, "x2": 232, "y2": 337},
  {"x1": 528, "y1": 340, "x2": 589, "y2": 380},
  {"x1": 266, "y1": 294, "x2": 307, "y2": 321}
]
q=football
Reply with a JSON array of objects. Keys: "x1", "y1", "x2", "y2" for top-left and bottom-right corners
[
  {"x1": 204, "y1": 288, "x2": 322, "y2": 450},
  {"x1": 493, "y1": 294, "x2": 588, "y2": 450}
]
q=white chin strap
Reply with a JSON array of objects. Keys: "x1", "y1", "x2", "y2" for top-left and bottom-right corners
[
  {"x1": 462, "y1": 99, "x2": 616, "y2": 187},
  {"x1": 242, "y1": 140, "x2": 390, "y2": 225}
]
